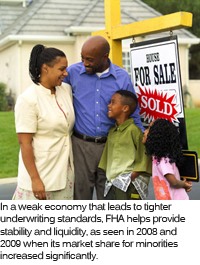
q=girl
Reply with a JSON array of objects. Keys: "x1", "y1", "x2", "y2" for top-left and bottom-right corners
[{"x1": 143, "y1": 119, "x2": 192, "y2": 200}]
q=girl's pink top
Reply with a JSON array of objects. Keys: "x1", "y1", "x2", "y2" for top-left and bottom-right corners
[{"x1": 152, "y1": 157, "x2": 189, "y2": 200}]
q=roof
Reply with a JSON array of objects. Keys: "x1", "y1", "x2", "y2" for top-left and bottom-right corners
[
  {"x1": 0, "y1": 0, "x2": 199, "y2": 45},
  {"x1": 0, "y1": 0, "x2": 28, "y2": 34}
]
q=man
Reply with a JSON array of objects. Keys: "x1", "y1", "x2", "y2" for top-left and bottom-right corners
[{"x1": 63, "y1": 35, "x2": 143, "y2": 200}]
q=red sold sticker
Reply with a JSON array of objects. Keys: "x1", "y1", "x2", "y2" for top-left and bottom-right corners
[{"x1": 137, "y1": 85, "x2": 178, "y2": 123}]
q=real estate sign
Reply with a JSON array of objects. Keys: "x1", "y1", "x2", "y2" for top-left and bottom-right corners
[{"x1": 130, "y1": 36, "x2": 188, "y2": 150}]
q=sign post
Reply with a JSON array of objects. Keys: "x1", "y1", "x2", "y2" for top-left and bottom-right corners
[
  {"x1": 92, "y1": 0, "x2": 198, "y2": 181},
  {"x1": 92, "y1": 0, "x2": 193, "y2": 67}
]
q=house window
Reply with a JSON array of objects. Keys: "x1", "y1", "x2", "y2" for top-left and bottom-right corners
[{"x1": 122, "y1": 52, "x2": 131, "y2": 76}]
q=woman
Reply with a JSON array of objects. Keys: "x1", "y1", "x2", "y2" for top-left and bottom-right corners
[{"x1": 13, "y1": 44, "x2": 75, "y2": 200}]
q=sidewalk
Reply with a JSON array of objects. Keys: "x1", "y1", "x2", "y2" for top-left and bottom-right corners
[{"x1": 0, "y1": 177, "x2": 17, "y2": 185}]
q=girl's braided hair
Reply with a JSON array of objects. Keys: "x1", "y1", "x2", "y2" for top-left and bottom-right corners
[{"x1": 145, "y1": 119, "x2": 183, "y2": 167}]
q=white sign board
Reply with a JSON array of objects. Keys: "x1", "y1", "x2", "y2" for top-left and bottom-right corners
[{"x1": 130, "y1": 36, "x2": 188, "y2": 149}]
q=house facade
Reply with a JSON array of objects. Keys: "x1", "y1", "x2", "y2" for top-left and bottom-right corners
[{"x1": 0, "y1": 0, "x2": 199, "y2": 106}]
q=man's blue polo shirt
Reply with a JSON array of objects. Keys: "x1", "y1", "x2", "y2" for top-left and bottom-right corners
[{"x1": 63, "y1": 60, "x2": 144, "y2": 137}]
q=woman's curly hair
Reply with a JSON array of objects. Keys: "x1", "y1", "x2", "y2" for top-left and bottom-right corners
[{"x1": 145, "y1": 119, "x2": 183, "y2": 167}]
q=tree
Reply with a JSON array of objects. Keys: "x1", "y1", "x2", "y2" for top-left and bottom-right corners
[{"x1": 142, "y1": 0, "x2": 200, "y2": 79}]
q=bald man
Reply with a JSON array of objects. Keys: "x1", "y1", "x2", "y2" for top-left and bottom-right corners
[{"x1": 63, "y1": 35, "x2": 143, "y2": 200}]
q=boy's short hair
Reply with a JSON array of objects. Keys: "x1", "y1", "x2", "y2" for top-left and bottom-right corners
[{"x1": 115, "y1": 90, "x2": 138, "y2": 115}]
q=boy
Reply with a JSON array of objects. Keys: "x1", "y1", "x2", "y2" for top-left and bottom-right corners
[{"x1": 99, "y1": 90, "x2": 152, "y2": 200}]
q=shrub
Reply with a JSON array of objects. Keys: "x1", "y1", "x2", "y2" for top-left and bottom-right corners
[{"x1": 0, "y1": 82, "x2": 8, "y2": 111}]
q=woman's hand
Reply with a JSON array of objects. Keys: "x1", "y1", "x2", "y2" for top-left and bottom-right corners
[
  {"x1": 32, "y1": 177, "x2": 46, "y2": 200},
  {"x1": 17, "y1": 133, "x2": 47, "y2": 200}
]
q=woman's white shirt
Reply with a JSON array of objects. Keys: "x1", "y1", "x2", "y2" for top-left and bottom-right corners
[{"x1": 15, "y1": 83, "x2": 75, "y2": 191}]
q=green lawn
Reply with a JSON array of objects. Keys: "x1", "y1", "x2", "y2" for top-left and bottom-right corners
[
  {"x1": 0, "y1": 109, "x2": 199, "y2": 179},
  {"x1": 185, "y1": 108, "x2": 200, "y2": 153},
  {"x1": 0, "y1": 112, "x2": 19, "y2": 178}
]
